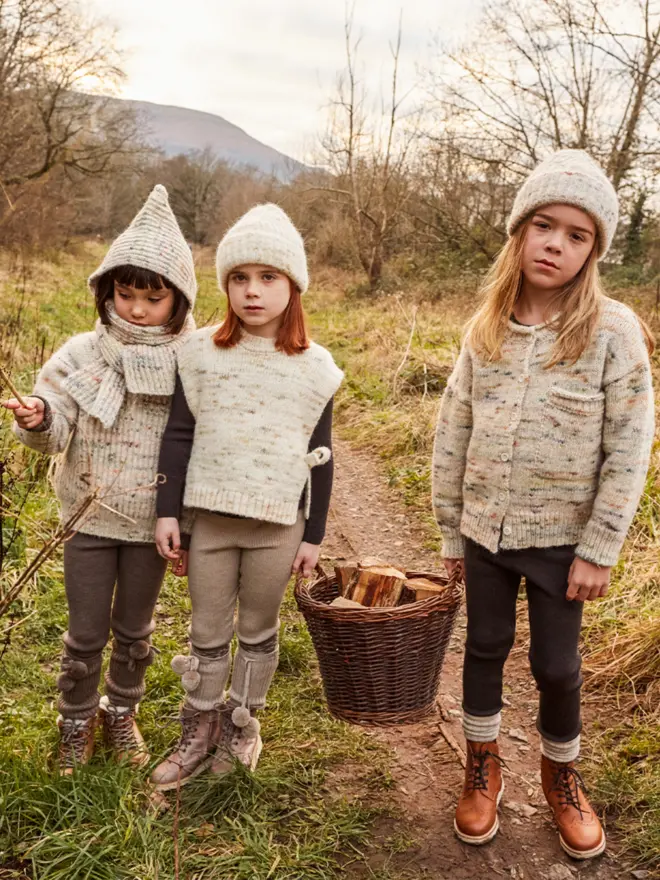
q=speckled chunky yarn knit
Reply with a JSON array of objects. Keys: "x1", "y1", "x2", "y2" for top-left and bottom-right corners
[
  {"x1": 432, "y1": 297, "x2": 654, "y2": 567},
  {"x1": 88, "y1": 184, "x2": 197, "y2": 307},
  {"x1": 14, "y1": 309, "x2": 195, "y2": 542},
  {"x1": 177, "y1": 327, "x2": 343, "y2": 524},
  {"x1": 507, "y1": 150, "x2": 619, "y2": 258},
  {"x1": 215, "y1": 204, "x2": 308, "y2": 294}
]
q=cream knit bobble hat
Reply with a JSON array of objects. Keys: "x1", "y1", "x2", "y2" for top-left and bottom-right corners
[
  {"x1": 215, "y1": 203, "x2": 309, "y2": 294},
  {"x1": 507, "y1": 149, "x2": 619, "y2": 258},
  {"x1": 88, "y1": 184, "x2": 197, "y2": 307}
]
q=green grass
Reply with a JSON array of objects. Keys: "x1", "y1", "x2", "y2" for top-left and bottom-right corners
[{"x1": 2, "y1": 247, "x2": 660, "y2": 873}]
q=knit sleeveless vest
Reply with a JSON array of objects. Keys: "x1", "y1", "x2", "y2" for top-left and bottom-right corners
[{"x1": 177, "y1": 328, "x2": 344, "y2": 525}]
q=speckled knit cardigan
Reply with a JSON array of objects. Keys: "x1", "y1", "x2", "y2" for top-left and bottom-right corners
[
  {"x1": 14, "y1": 309, "x2": 195, "y2": 542},
  {"x1": 432, "y1": 297, "x2": 655, "y2": 567}
]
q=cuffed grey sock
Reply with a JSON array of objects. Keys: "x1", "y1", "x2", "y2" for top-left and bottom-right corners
[
  {"x1": 541, "y1": 734, "x2": 580, "y2": 763},
  {"x1": 462, "y1": 710, "x2": 502, "y2": 742}
]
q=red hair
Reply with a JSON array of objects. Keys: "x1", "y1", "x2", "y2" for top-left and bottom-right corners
[{"x1": 213, "y1": 279, "x2": 310, "y2": 355}]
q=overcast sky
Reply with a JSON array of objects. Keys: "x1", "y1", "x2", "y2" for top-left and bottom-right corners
[{"x1": 89, "y1": 0, "x2": 482, "y2": 160}]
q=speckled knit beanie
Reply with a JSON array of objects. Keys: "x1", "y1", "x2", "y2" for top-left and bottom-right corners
[
  {"x1": 215, "y1": 203, "x2": 308, "y2": 294},
  {"x1": 88, "y1": 184, "x2": 197, "y2": 307},
  {"x1": 507, "y1": 149, "x2": 619, "y2": 258}
]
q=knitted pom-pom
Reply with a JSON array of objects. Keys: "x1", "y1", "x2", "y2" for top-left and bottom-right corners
[
  {"x1": 171, "y1": 655, "x2": 190, "y2": 675},
  {"x1": 67, "y1": 660, "x2": 89, "y2": 680},
  {"x1": 56, "y1": 673, "x2": 75, "y2": 692},
  {"x1": 231, "y1": 705, "x2": 252, "y2": 728},
  {"x1": 128, "y1": 640, "x2": 151, "y2": 660},
  {"x1": 181, "y1": 670, "x2": 201, "y2": 692},
  {"x1": 244, "y1": 715, "x2": 261, "y2": 737},
  {"x1": 305, "y1": 446, "x2": 332, "y2": 468}
]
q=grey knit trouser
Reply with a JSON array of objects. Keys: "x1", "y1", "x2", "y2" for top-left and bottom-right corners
[
  {"x1": 178, "y1": 511, "x2": 305, "y2": 712},
  {"x1": 57, "y1": 532, "x2": 167, "y2": 720}
]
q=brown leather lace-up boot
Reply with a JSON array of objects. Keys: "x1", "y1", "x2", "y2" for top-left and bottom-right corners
[
  {"x1": 542, "y1": 756, "x2": 606, "y2": 859},
  {"x1": 454, "y1": 740, "x2": 504, "y2": 845},
  {"x1": 57, "y1": 714, "x2": 97, "y2": 776},
  {"x1": 99, "y1": 697, "x2": 149, "y2": 767}
]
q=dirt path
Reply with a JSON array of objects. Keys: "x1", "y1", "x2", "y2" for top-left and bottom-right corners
[{"x1": 322, "y1": 438, "x2": 627, "y2": 880}]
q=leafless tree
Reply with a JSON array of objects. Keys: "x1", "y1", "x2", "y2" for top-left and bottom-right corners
[
  {"x1": 422, "y1": 0, "x2": 660, "y2": 231},
  {"x1": 315, "y1": 8, "x2": 419, "y2": 288},
  {"x1": 0, "y1": 0, "x2": 140, "y2": 202}
]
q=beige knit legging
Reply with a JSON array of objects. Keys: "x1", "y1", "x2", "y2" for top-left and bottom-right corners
[{"x1": 182, "y1": 510, "x2": 305, "y2": 711}]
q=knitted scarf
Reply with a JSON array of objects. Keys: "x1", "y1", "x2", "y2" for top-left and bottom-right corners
[{"x1": 63, "y1": 304, "x2": 195, "y2": 428}]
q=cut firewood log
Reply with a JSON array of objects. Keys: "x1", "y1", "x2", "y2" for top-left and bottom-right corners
[
  {"x1": 404, "y1": 577, "x2": 449, "y2": 601},
  {"x1": 335, "y1": 563, "x2": 358, "y2": 596},
  {"x1": 330, "y1": 596, "x2": 365, "y2": 609},
  {"x1": 344, "y1": 565, "x2": 406, "y2": 607}
]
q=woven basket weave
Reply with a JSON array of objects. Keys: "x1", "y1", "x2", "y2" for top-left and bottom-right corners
[{"x1": 294, "y1": 567, "x2": 462, "y2": 726}]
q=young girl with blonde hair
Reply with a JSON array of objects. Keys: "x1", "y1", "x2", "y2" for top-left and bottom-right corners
[
  {"x1": 433, "y1": 150, "x2": 654, "y2": 859},
  {"x1": 3, "y1": 186, "x2": 196, "y2": 773},
  {"x1": 150, "y1": 204, "x2": 343, "y2": 790}
]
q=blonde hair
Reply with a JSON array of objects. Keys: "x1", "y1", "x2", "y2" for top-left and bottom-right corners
[{"x1": 467, "y1": 221, "x2": 654, "y2": 366}]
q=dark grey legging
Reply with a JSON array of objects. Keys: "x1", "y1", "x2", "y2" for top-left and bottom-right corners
[
  {"x1": 57, "y1": 532, "x2": 167, "y2": 719},
  {"x1": 462, "y1": 539, "x2": 583, "y2": 743}
]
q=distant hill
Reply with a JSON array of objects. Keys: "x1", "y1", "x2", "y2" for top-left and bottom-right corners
[{"x1": 107, "y1": 97, "x2": 308, "y2": 181}]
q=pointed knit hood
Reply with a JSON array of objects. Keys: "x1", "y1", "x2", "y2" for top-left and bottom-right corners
[{"x1": 88, "y1": 184, "x2": 197, "y2": 307}]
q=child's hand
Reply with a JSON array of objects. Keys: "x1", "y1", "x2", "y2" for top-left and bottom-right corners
[
  {"x1": 155, "y1": 517, "x2": 183, "y2": 562},
  {"x1": 444, "y1": 557, "x2": 464, "y2": 578},
  {"x1": 566, "y1": 557, "x2": 611, "y2": 602},
  {"x1": 171, "y1": 550, "x2": 188, "y2": 577},
  {"x1": 2, "y1": 397, "x2": 44, "y2": 429},
  {"x1": 292, "y1": 541, "x2": 320, "y2": 578}
]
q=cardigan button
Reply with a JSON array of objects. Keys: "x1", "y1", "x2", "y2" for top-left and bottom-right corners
[
  {"x1": 503, "y1": 526, "x2": 512, "y2": 536},
  {"x1": 500, "y1": 453, "x2": 510, "y2": 462}
]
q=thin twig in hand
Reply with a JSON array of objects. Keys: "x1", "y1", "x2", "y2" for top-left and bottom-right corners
[{"x1": 0, "y1": 364, "x2": 29, "y2": 408}]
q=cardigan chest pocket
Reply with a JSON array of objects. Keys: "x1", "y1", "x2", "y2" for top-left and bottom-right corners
[{"x1": 534, "y1": 386, "x2": 605, "y2": 489}]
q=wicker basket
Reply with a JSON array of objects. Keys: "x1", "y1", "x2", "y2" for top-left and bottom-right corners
[{"x1": 294, "y1": 567, "x2": 462, "y2": 726}]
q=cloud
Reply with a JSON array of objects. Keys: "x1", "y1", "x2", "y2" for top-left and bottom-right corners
[{"x1": 90, "y1": 0, "x2": 483, "y2": 156}]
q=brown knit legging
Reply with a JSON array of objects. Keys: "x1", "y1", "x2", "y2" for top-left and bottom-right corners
[
  {"x1": 58, "y1": 532, "x2": 167, "y2": 720},
  {"x1": 181, "y1": 511, "x2": 305, "y2": 711}
]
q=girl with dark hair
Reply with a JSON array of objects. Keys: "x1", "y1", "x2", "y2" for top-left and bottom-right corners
[{"x1": 3, "y1": 185, "x2": 197, "y2": 773}]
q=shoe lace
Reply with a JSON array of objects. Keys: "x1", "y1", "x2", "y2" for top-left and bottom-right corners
[
  {"x1": 178, "y1": 711, "x2": 204, "y2": 753},
  {"x1": 550, "y1": 764, "x2": 587, "y2": 818},
  {"x1": 466, "y1": 749, "x2": 504, "y2": 792},
  {"x1": 59, "y1": 719, "x2": 91, "y2": 768},
  {"x1": 105, "y1": 711, "x2": 138, "y2": 751}
]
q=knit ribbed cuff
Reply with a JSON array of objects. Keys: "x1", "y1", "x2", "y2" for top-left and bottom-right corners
[
  {"x1": 463, "y1": 711, "x2": 502, "y2": 742},
  {"x1": 441, "y1": 528, "x2": 465, "y2": 560},
  {"x1": 541, "y1": 734, "x2": 580, "y2": 763},
  {"x1": 576, "y1": 523, "x2": 623, "y2": 567},
  {"x1": 182, "y1": 652, "x2": 231, "y2": 712},
  {"x1": 229, "y1": 647, "x2": 279, "y2": 711}
]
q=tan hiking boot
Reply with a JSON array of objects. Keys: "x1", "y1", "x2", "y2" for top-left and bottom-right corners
[
  {"x1": 57, "y1": 714, "x2": 96, "y2": 775},
  {"x1": 210, "y1": 707, "x2": 262, "y2": 776},
  {"x1": 542, "y1": 755, "x2": 606, "y2": 859},
  {"x1": 150, "y1": 705, "x2": 219, "y2": 791},
  {"x1": 99, "y1": 696, "x2": 149, "y2": 768},
  {"x1": 454, "y1": 740, "x2": 504, "y2": 845}
]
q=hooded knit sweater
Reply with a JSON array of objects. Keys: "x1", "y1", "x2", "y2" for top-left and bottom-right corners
[
  {"x1": 14, "y1": 308, "x2": 195, "y2": 542},
  {"x1": 177, "y1": 327, "x2": 344, "y2": 525},
  {"x1": 432, "y1": 297, "x2": 654, "y2": 567}
]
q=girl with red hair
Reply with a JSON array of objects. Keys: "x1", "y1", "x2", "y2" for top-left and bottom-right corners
[{"x1": 151, "y1": 204, "x2": 343, "y2": 790}]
